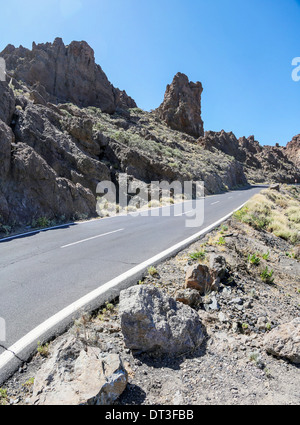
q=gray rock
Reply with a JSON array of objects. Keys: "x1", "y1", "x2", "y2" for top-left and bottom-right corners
[
  {"x1": 270, "y1": 183, "x2": 280, "y2": 191},
  {"x1": 175, "y1": 288, "x2": 202, "y2": 307},
  {"x1": 30, "y1": 336, "x2": 128, "y2": 405},
  {"x1": 230, "y1": 297, "x2": 244, "y2": 306},
  {"x1": 218, "y1": 312, "x2": 228, "y2": 323},
  {"x1": 206, "y1": 295, "x2": 220, "y2": 311},
  {"x1": 256, "y1": 316, "x2": 268, "y2": 331},
  {"x1": 119, "y1": 285, "x2": 205, "y2": 355},
  {"x1": 209, "y1": 254, "x2": 227, "y2": 280}
]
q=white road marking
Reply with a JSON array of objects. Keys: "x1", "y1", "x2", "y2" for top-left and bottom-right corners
[
  {"x1": 61, "y1": 229, "x2": 124, "y2": 249},
  {"x1": 211, "y1": 201, "x2": 220, "y2": 205},
  {"x1": 174, "y1": 209, "x2": 195, "y2": 217}
]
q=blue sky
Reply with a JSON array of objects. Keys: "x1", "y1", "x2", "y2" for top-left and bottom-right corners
[{"x1": 1, "y1": 0, "x2": 300, "y2": 146}]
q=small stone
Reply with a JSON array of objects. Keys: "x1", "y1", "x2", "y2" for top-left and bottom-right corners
[
  {"x1": 256, "y1": 317, "x2": 268, "y2": 331},
  {"x1": 230, "y1": 297, "x2": 243, "y2": 305},
  {"x1": 218, "y1": 312, "x2": 228, "y2": 323}
]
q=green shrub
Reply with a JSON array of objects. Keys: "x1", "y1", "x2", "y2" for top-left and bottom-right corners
[
  {"x1": 248, "y1": 253, "x2": 261, "y2": 266},
  {"x1": 32, "y1": 217, "x2": 50, "y2": 229},
  {"x1": 0, "y1": 388, "x2": 8, "y2": 405},
  {"x1": 217, "y1": 236, "x2": 226, "y2": 246},
  {"x1": 189, "y1": 251, "x2": 206, "y2": 261},
  {"x1": 260, "y1": 267, "x2": 274, "y2": 284},
  {"x1": 262, "y1": 251, "x2": 270, "y2": 260},
  {"x1": 148, "y1": 266, "x2": 158, "y2": 276},
  {"x1": 37, "y1": 341, "x2": 50, "y2": 357}
]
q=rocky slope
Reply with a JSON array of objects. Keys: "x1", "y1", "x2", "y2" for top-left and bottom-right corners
[
  {"x1": 0, "y1": 38, "x2": 299, "y2": 235},
  {"x1": 199, "y1": 132, "x2": 300, "y2": 184}
]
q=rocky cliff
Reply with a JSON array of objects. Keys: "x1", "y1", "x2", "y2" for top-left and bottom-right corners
[
  {"x1": 285, "y1": 134, "x2": 300, "y2": 169},
  {"x1": 198, "y1": 131, "x2": 300, "y2": 184},
  {"x1": 1, "y1": 38, "x2": 136, "y2": 113},
  {"x1": 156, "y1": 72, "x2": 204, "y2": 138}
]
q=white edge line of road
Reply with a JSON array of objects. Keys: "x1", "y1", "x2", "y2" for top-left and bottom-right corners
[{"x1": 0, "y1": 201, "x2": 248, "y2": 385}]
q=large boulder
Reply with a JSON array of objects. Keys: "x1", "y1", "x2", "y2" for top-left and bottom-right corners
[
  {"x1": 264, "y1": 318, "x2": 300, "y2": 364},
  {"x1": 30, "y1": 336, "x2": 128, "y2": 405},
  {"x1": 119, "y1": 285, "x2": 205, "y2": 355},
  {"x1": 156, "y1": 72, "x2": 204, "y2": 138},
  {"x1": 1, "y1": 38, "x2": 136, "y2": 113}
]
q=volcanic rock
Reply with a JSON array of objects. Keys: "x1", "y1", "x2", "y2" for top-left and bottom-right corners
[
  {"x1": 1, "y1": 38, "x2": 136, "y2": 113},
  {"x1": 119, "y1": 285, "x2": 205, "y2": 355},
  {"x1": 156, "y1": 72, "x2": 204, "y2": 138}
]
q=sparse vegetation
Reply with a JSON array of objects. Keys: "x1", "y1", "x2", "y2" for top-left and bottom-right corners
[
  {"x1": 148, "y1": 266, "x2": 158, "y2": 277},
  {"x1": 32, "y1": 217, "x2": 50, "y2": 229},
  {"x1": 262, "y1": 251, "x2": 270, "y2": 261},
  {"x1": 189, "y1": 250, "x2": 206, "y2": 261},
  {"x1": 0, "y1": 388, "x2": 8, "y2": 405},
  {"x1": 260, "y1": 267, "x2": 275, "y2": 284},
  {"x1": 217, "y1": 236, "x2": 226, "y2": 246},
  {"x1": 22, "y1": 377, "x2": 35, "y2": 392},
  {"x1": 37, "y1": 341, "x2": 50, "y2": 358},
  {"x1": 248, "y1": 253, "x2": 261, "y2": 266},
  {"x1": 234, "y1": 187, "x2": 300, "y2": 244}
]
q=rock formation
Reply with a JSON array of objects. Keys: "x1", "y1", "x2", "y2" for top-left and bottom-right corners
[
  {"x1": 1, "y1": 38, "x2": 136, "y2": 113},
  {"x1": 285, "y1": 134, "x2": 300, "y2": 169},
  {"x1": 198, "y1": 131, "x2": 300, "y2": 184},
  {"x1": 156, "y1": 72, "x2": 204, "y2": 138}
]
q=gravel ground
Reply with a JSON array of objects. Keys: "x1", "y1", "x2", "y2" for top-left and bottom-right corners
[{"x1": 2, "y1": 218, "x2": 300, "y2": 406}]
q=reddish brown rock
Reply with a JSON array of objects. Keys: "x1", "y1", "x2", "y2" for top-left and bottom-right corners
[
  {"x1": 185, "y1": 264, "x2": 218, "y2": 295},
  {"x1": 156, "y1": 72, "x2": 204, "y2": 138}
]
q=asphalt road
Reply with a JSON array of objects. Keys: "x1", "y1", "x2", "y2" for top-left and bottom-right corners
[{"x1": 0, "y1": 186, "x2": 264, "y2": 355}]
